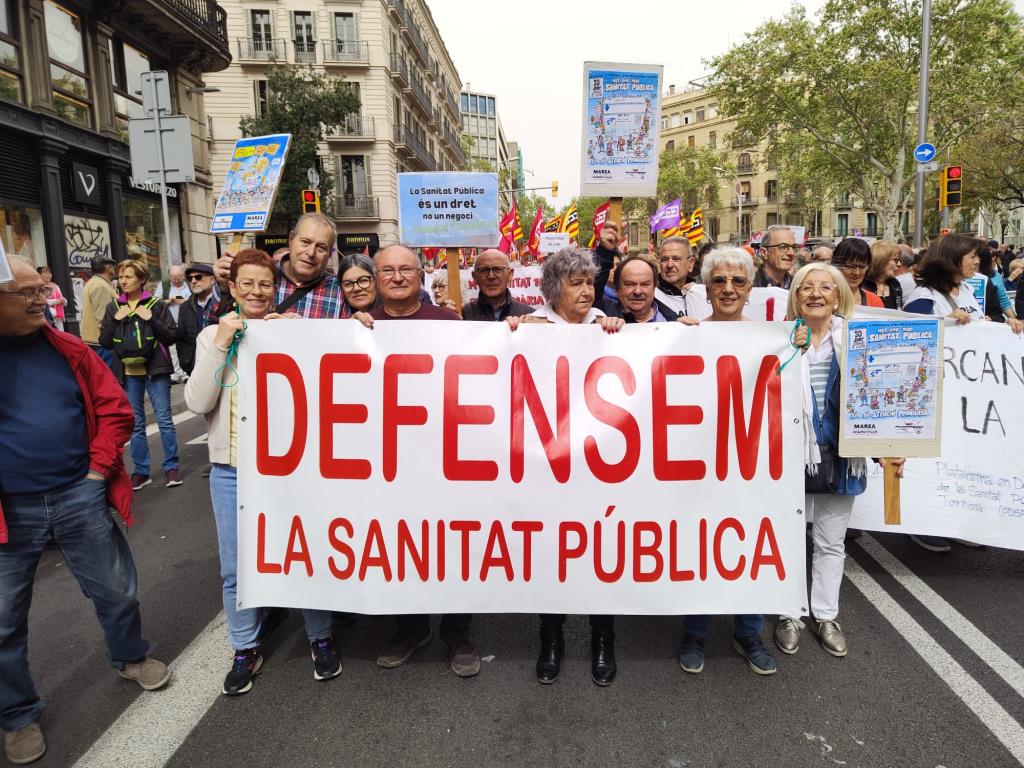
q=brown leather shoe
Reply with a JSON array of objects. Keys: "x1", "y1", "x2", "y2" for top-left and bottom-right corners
[
  {"x1": 4, "y1": 723, "x2": 45, "y2": 765},
  {"x1": 118, "y1": 656, "x2": 171, "y2": 690},
  {"x1": 446, "y1": 639, "x2": 480, "y2": 678}
]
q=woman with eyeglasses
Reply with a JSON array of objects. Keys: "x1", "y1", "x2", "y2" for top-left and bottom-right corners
[
  {"x1": 676, "y1": 247, "x2": 778, "y2": 677},
  {"x1": 185, "y1": 249, "x2": 342, "y2": 695},
  {"x1": 773, "y1": 264, "x2": 904, "y2": 659},
  {"x1": 863, "y1": 240, "x2": 904, "y2": 310},
  {"x1": 832, "y1": 239, "x2": 884, "y2": 307},
  {"x1": 338, "y1": 254, "x2": 379, "y2": 317}
]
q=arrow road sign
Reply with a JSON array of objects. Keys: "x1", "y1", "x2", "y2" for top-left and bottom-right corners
[{"x1": 914, "y1": 143, "x2": 937, "y2": 163}]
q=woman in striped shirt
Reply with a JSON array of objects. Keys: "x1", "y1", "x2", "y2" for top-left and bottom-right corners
[{"x1": 774, "y1": 264, "x2": 905, "y2": 659}]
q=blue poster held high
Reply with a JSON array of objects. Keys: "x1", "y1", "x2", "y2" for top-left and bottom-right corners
[{"x1": 210, "y1": 134, "x2": 291, "y2": 233}]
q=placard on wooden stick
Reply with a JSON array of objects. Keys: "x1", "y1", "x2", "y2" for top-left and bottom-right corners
[{"x1": 838, "y1": 310, "x2": 945, "y2": 523}]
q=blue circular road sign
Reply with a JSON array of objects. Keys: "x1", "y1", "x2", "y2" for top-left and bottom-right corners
[{"x1": 914, "y1": 143, "x2": 937, "y2": 163}]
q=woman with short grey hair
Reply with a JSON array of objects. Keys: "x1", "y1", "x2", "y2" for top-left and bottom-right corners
[
  {"x1": 511, "y1": 247, "x2": 622, "y2": 329},
  {"x1": 506, "y1": 246, "x2": 623, "y2": 685},
  {"x1": 700, "y1": 246, "x2": 756, "y2": 287}
]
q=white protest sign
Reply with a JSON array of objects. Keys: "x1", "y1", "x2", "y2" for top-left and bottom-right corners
[
  {"x1": 849, "y1": 321, "x2": 1024, "y2": 550},
  {"x1": 398, "y1": 172, "x2": 500, "y2": 248},
  {"x1": 539, "y1": 232, "x2": 570, "y2": 253},
  {"x1": 236, "y1": 320, "x2": 807, "y2": 616}
]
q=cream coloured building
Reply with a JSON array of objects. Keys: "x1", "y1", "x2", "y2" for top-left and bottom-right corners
[
  {"x1": 203, "y1": 0, "x2": 465, "y2": 253},
  {"x1": 630, "y1": 83, "x2": 906, "y2": 251}
]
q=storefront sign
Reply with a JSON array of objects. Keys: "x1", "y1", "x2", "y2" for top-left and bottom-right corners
[
  {"x1": 64, "y1": 215, "x2": 111, "y2": 268},
  {"x1": 127, "y1": 176, "x2": 178, "y2": 199},
  {"x1": 254, "y1": 234, "x2": 289, "y2": 253},
  {"x1": 398, "y1": 172, "x2": 500, "y2": 248},
  {"x1": 236, "y1": 320, "x2": 806, "y2": 616},
  {"x1": 338, "y1": 233, "x2": 380, "y2": 254},
  {"x1": 72, "y1": 162, "x2": 101, "y2": 206}
]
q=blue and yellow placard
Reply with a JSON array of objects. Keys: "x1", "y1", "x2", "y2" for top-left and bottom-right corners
[{"x1": 210, "y1": 134, "x2": 291, "y2": 233}]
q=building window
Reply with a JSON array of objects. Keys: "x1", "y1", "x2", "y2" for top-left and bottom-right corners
[
  {"x1": 45, "y1": 1, "x2": 91, "y2": 128},
  {"x1": 687, "y1": 135, "x2": 695, "y2": 148},
  {"x1": 0, "y1": 0, "x2": 23, "y2": 103},
  {"x1": 253, "y1": 79, "x2": 268, "y2": 117},
  {"x1": 765, "y1": 179, "x2": 777, "y2": 200},
  {"x1": 660, "y1": 116, "x2": 667, "y2": 130},
  {"x1": 110, "y1": 40, "x2": 148, "y2": 142},
  {"x1": 740, "y1": 213, "x2": 751, "y2": 240},
  {"x1": 0, "y1": 205, "x2": 46, "y2": 266},
  {"x1": 708, "y1": 216, "x2": 720, "y2": 241},
  {"x1": 866, "y1": 212, "x2": 878, "y2": 236},
  {"x1": 766, "y1": 212, "x2": 779, "y2": 227},
  {"x1": 249, "y1": 9, "x2": 274, "y2": 56},
  {"x1": 695, "y1": 107, "x2": 705, "y2": 122},
  {"x1": 292, "y1": 11, "x2": 315, "y2": 61},
  {"x1": 683, "y1": 111, "x2": 691, "y2": 125},
  {"x1": 460, "y1": 92, "x2": 468, "y2": 112},
  {"x1": 338, "y1": 155, "x2": 368, "y2": 200},
  {"x1": 664, "y1": 140, "x2": 674, "y2": 151},
  {"x1": 707, "y1": 103, "x2": 718, "y2": 118},
  {"x1": 708, "y1": 131, "x2": 716, "y2": 149},
  {"x1": 333, "y1": 11, "x2": 355, "y2": 43},
  {"x1": 837, "y1": 213, "x2": 849, "y2": 237},
  {"x1": 486, "y1": 96, "x2": 494, "y2": 116},
  {"x1": 739, "y1": 181, "x2": 751, "y2": 201},
  {"x1": 670, "y1": 113, "x2": 680, "y2": 128},
  {"x1": 738, "y1": 152, "x2": 753, "y2": 172},
  {"x1": 469, "y1": 93, "x2": 477, "y2": 113}
]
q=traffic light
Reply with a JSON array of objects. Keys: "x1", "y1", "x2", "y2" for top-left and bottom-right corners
[
  {"x1": 939, "y1": 165, "x2": 962, "y2": 208},
  {"x1": 551, "y1": 180, "x2": 559, "y2": 198},
  {"x1": 301, "y1": 188, "x2": 320, "y2": 214}
]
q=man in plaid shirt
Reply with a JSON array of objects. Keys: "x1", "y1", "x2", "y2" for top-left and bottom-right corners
[{"x1": 214, "y1": 213, "x2": 342, "y2": 319}]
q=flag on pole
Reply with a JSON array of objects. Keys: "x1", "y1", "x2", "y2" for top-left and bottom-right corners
[
  {"x1": 649, "y1": 199, "x2": 682, "y2": 233},
  {"x1": 592, "y1": 201, "x2": 610, "y2": 241},
  {"x1": 561, "y1": 202, "x2": 579, "y2": 240},
  {"x1": 511, "y1": 200, "x2": 524, "y2": 243},
  {"x1": 684, "y1": 207, "x2": 705, "y2": 245},
  {"x1": 527, "y1": 207, "x2": 545, "y2": 255},
  {"x1": 544, "y1": 214, "x2": 564, "y2": 233}
]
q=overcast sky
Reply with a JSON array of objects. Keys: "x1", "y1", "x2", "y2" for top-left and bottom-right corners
[{"x1": 427, "y1": 0, "x2": 1024, "y2": 208}]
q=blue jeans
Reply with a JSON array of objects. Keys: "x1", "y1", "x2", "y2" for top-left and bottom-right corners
[
  {"x1": 684, "y1": 614, "x2": 764, "y2": 639},
  {"x1": 0, "y1": 476, "x2": 149, "y2": 731},
  {"x1": 124, "y1": 374, "x2": 179, "y2": 477},
  {"x1": 209, "y1": 465, "x2": 332, "y2": 649}
]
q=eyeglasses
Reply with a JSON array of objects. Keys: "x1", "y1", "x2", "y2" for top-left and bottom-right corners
[
  {"x1": 234, "y1": 279, "x2": 275, "y2": 293},
  {"x1": 797, "y1": 282, "x2": 838, "y2": 296},
  {"x1": 340, "y1": 275, "x2": 373, "y2": 291},
  {"x1": 187, "y1": 274, "x2": 210, "y2": 282},
  {"x1": 0, "y1": 285, "x2": 52, "y2": 302},
  {"x1": 709, "y1": 275, "x2": 749, "y2": 288},
  {"x1": 763, "y1": 243, "x2": 796, "y2": 253},
  {"x1": 838, "y1": 262, "x2": 869, "y2": 272},
  {"x1": 378, "y1": 266, "x2": 420, "y2": 280},
  {"x1": 474, "y1": 266, "x2": 509, "y2": 277}
]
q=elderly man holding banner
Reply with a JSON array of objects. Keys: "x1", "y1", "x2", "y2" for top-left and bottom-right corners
[
  {"x1": 507, "y1": 247, "x2": 624, "y2": 686},
  {"x1": 353, "y1": 245, "x2": 480, "y2": 678},
  {"x1": 676, "y1": 247, "x2": 778, "y2": 676}
]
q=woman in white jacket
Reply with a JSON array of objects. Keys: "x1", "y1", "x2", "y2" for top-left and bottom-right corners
[{"x1": 185, "y1": 249, "x2": 341, "y2": 695}]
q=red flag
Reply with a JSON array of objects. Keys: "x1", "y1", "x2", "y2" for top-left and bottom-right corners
[
  {"x1": 527, "y1": 207, "x2": 545, "y2": 255},
  {"x1": 498, "y1": 235, "x2": 512, "y2": 255},
  {"x1": 592, "y1": 201, "x2": 610, "y2": 242},
  {"x1": 511, "y1": 199, "x2": 524, "y2": 243}
]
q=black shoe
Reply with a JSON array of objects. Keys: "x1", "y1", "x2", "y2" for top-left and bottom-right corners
[
  {"x1": 222, "y1": 647, "x2": 262, "y2": 695},
  {"x1": 310, "y1": 637, "x2": 342, "y2": 681},
  {"x1": 535, "y1": 632, "x2": 563, "y2": 684},
  {"x1": 591, "y1": 631, "x2": 617, "y2": 686}
]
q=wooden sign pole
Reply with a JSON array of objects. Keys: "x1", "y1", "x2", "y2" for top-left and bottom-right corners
[
  {"x1": 445, "y1": 248, "x2": 463, "y2": 317},
  {"x1": 608, "y1": 197, "x2": 623, "y2": 232},
  {"x1": 228, "y1": 232, "x2": 243, "y2": 256},
  {"x1": 883, "y1": 459, "x2": 901, "y2": 525}
]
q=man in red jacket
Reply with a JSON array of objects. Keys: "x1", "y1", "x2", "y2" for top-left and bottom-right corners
[{"x1": 0, "y1": 260, "x2": 170, "y2": 765}]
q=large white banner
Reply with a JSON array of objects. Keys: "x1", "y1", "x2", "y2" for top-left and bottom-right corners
[
  {"x1": 850, "y1": 320, "x2": 1024, "y2": 549},
  {"x1": 236, "y1": 320, "x2": 807, "y2": 616}
]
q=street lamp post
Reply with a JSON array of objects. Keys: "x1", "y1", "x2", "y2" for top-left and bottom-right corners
[
  {"x1": 913, "y1": 0, "x2": 932, "y2": 247},
  {"x1": 715, "y1": 165, "x2": 742, "y2": 242}
]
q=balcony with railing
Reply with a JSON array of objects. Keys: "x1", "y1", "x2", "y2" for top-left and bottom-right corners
[
  {"x1": 835, "y1": 192, "x2": 853, "y2": 208},
  {"x1": 409, "y1": 74, "x2": 432, "y2": 118},
  {"x1": 394, "y1": 124, "x2": 436, "y2": 170},
  {"x1": 153, "y1": 0, "x2": 230, "y2": 70},
  {"x1": 443, "y1": 87, "x2": 459, "y2": 118},
  {"x1": 322, "y1": 39, "x2": 369, "y2": 65},
  {"x1": 327, "y1": 115, "x2": 375, "y2": 141},
  {"x1": 401, "y1": 9, "x2": 429, "y2": 63},
  {"x1": 292, "y1": 39, "x2": 316, "y2": 63},
  {"x1": 236, "y1": 37, "x2": 286, "y2": 61},
  {"x1": 386, "y1": 0, "x2": 405, "y2": 23},
  {"x1": 445, "y1": 128, "x2": 466, "y2": 168},
  {"x1": 334, "y1": 194, "x2": 380, "y2": 220},
  {"x1": 389, "y1": 52, "x2": 409, "y2": 85}
]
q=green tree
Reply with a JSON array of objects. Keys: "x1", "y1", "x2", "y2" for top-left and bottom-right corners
[
  {"x1": 707, "y1": 0, "x2": 1024, "y2": 239},
  {"x1": 954, "y1": 117, "x2": 1024, "y2": 238},
  {"x1": 515, "y1": 191, "x2": 555, "y2": 220},
  {"x1": 238, "y1": 62, "x2": 360, "y2": 232},
  {"x1": 622, "y1": 146, "x2": 725, "y2": 226}
]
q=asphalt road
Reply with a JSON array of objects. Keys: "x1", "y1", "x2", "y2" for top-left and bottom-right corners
[{"x1": 19, "y1": 404, "x2": 1024, "y2": 768}]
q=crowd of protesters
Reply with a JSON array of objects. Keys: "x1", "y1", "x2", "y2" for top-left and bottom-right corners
[{"x1": 2, "y1": 211, "x2": 1022, "y2": 763}]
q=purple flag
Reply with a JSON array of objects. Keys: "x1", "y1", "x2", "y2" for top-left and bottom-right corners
[{"x1": 649, "y1": 198, "x2": 681, "y2": 232}]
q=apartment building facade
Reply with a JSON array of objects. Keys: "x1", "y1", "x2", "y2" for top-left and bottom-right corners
[
  {"x1": 0, "y1": 0, "x2": 230, "y2": 331},
  {"x1": 205, "y1": 0, "x2": 465, "y2": 255},
  {"x1": 645, "y1": 84, "x2": 905, "y2": 249},
  {"x1": 459, "y1": 88, "x2": 511, "y2": 207}
]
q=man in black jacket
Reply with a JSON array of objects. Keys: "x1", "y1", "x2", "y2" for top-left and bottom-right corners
[
  {"x1": 461, "y1": 250, "x2": 534, "y2": 320},
  {"x1": 175, "y1": 264, "x2": 219, "y2": 376}
]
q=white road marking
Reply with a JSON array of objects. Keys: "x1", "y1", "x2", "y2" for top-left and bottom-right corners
[
  {"x1": 858, "y1": 534, "x2": 1024, "y2": 699},
  {"x1": 72, "y1": 613, "x2": 229, "y2": 768},
  {"x1": 145, "y1": 410, "x2": 196, "y2": 437},
  {"x1": 844, "y1": 557, "x2": 1024, "y2": 763},
  {"x1": 186, "y1": 433, "x2": 209, "y2": 446}
]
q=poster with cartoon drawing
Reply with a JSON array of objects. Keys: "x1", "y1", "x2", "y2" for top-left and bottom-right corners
[
  {"x1": 580, "y1": 62, "x2": 662, "y2": 197},
  {"x1": 210, "y1": 134, "x2": 291, "y2": 233},
  {"x1": 839, "y1": 311, "x2": 944, "y2": 458}
]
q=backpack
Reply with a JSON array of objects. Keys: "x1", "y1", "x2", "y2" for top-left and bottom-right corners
[{"x1": 110, "y1": 297, "x2": 160, "y2": 365}]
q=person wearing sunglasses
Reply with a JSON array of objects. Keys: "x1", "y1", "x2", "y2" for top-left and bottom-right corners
[
  {"x1": 462, "y1": 249, "x2": 533, "y2": 321},
  {"x1": 677, "y1": 247, "x2": 778, "y2": 677},
  {"x1": 832, "y1": 239, "x2": 884, "y2": 307},
  {"x1": 174, "y1": 263, "x2": 220, "y2": 380},
  {"x1": 753, "y1": 225, "x2": 797, "y2": 289},
  {"x1": 338, "y1": 253, "x2": 380, "y2": 317}
]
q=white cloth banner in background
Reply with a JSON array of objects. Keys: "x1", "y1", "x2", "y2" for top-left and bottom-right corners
[
  {"x1": 236, "y1": 320, "x2": 806, "y2": 616},
  {"x1": 850, "y1": 321, "x2": 1024, "y2": 550}
]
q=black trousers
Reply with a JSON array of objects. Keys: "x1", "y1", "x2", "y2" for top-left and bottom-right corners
[
  {"x1": 397, "y1": 614, "x2": 472, "y2": 645},
  {"x1": 539, "y1": 614, "x2": 614, "y2": 637}
]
